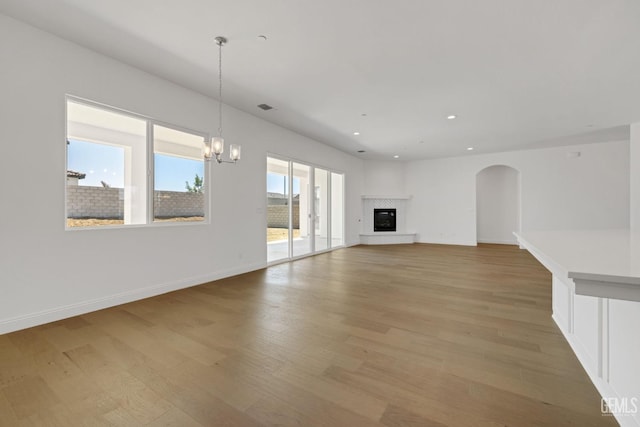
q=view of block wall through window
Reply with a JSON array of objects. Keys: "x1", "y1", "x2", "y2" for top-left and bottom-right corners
[{"x1": 66, "y1": 98, "x2": 206, "y2": 228}]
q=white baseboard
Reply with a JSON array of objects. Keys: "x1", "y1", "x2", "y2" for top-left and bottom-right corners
[
  {"x1": 0, "y1": 261, "x2": 266, "y2": 335},
  {"x1": 417, "y1": 238, "x2": 477, "y2": 246},
  {"x1": 477, "y1": 238, "x2": 518, "y2": 245}
]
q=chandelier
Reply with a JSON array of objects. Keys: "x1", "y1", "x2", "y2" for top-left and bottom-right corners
[{"x1": 204, "y1": 36, "x2": 241, "y2": 163}]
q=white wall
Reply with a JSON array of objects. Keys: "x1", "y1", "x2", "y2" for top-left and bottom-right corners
[
  {"x1": 362, "y1": 160, "x2": 406, "y2": 195},
  {"x1": 406, "y1": 141, "x2": 630, "y2": 245},
  {"x1": 0, "y1": 14, "x2": 363, "y2": 333},
  {"x1": 476, "y1": 165, "x2": 520, "y2": 244},
  {"x1": 631, "y1": 123, "x2": 640, "y2": 230}
]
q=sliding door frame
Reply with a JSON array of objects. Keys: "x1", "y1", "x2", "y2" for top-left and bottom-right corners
[{"x1": 266, "y1": 153, "x2": 345, "y2": 266}]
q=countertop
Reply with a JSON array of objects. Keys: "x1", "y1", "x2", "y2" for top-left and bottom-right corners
[{"x1": 514, "y1": 229, "x2": 640, "y2": 301}]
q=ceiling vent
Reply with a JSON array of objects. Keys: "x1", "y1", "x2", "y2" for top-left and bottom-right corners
[{"x1": 257, "y1": 103, "x2": 274, "y2": 111}]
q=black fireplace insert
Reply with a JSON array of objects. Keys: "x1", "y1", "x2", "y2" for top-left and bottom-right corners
[{"x1": 374, "y1": 209, "x2": 396, "y2": 232}]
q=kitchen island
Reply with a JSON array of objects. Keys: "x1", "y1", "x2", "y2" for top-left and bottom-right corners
[{"x1": 515, "y1": 230, "x2": 640, "y2": 427}]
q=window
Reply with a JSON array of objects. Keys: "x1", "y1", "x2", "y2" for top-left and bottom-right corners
[
  {"x1": 153, "y1": 125, "x2": 205, "y2": 223},
  {"x1": 66, "y1": 98, "x2": 207, "y2": 228}
]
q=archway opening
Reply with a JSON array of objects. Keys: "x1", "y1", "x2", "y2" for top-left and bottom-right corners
[{"x1": 476, "y1": 165, "x2": 520, "y2": 245}]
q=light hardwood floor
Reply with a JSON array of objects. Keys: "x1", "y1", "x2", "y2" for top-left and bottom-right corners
[{"x1": 0, "y1": 244, "x2": 616, "y2": 426}]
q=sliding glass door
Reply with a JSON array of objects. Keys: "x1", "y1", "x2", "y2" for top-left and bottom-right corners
[
  {"x1": 267, "y1": 156, "x2": 344, "y2": 263},
  {"x1": 331, "y1": 172, "x2": 344, "y2": 247},
  {"x1": 314, "y1": 168, "x2": 329, "y2": 251},
  {"x1": 267, "y1": 157, "x2": 290, "y2": 263},
  {"x1": 292, "y1": 162, "x2": 312, "y2": 258}
]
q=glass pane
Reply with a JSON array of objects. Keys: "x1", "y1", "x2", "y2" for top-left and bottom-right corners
[
  {"x1": 314, "y1": 168, "x2": 329, "y2": 251},
  {"x1": 267, "y1": 157, "x2": 290, "y2": 262},
  {"x1": 153, "y1": 125, "x2": 205, "y2": 222},
  {"x1": 292, "y1": 162, "x2": 312, "y2": 257},
  {"x1": 331, "y1": 172, "x2": 344, "y2": 247},
  {"x1": 66, "y1": 100, "x2": 146, "y2": 227}
]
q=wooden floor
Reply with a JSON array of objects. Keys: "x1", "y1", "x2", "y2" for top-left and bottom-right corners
[{"x1": 0, "y1": 244, "x2": 615, "y2": 426}]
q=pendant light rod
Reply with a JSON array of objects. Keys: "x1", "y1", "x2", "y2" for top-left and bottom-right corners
[{"x1": 215, "y1": 36, "x2": 226, "y2": 138}]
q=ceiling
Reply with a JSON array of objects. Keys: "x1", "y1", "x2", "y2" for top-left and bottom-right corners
[{"x1": 2, "y1": 0, "x2": 640, "y2": 160}]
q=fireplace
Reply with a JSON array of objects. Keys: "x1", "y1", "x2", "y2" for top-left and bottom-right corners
[
  {"x1": 361, "y1": 196, "x2": 414, "y2": 244},
  {"x1": 374, "y1": 209, "x2": 396, "y2": 232}
]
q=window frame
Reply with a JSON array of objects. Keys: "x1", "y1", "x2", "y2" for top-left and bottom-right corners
[{"x1": 65, "y1": 95, "x2": 210, "y2": 230}]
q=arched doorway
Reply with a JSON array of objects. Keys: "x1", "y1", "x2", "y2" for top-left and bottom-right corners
[{"x1": 476, "y1": 165, "x2": 520, "y2": 244}]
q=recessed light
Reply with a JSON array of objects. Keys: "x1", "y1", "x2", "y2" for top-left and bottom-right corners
[
  {"x1": 467, "y1": 147, "x2": 474, "y2": 151},
  {"x1": 447, "y1": 115, "x2": 457, "y2": 120},
  {"x1": 361, "y1": 113, "x2": 367, "y2": 117},
  {"x1": 357, "y1": 150, "x2": 366, "y2": 153},
  {"x1": 353, "y1": 131, "x2": 360, "y2": 135},
  {"x1": 393, "y1": 155, "x2": 400, "y2": 159}
]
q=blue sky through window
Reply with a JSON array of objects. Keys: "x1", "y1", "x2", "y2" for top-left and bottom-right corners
[
  {"x1": 155, "y1": 154, "x2": 204, "y2": 191},
  {"x1": 267, "y1": 173, "x2": 300, "y2": 195},
  {"x1": 67, "y1": 139, "x2": 124, "y2": 188},
  {"x1": 68, "y1": 139, "x2": 204, "y2": 191}
]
